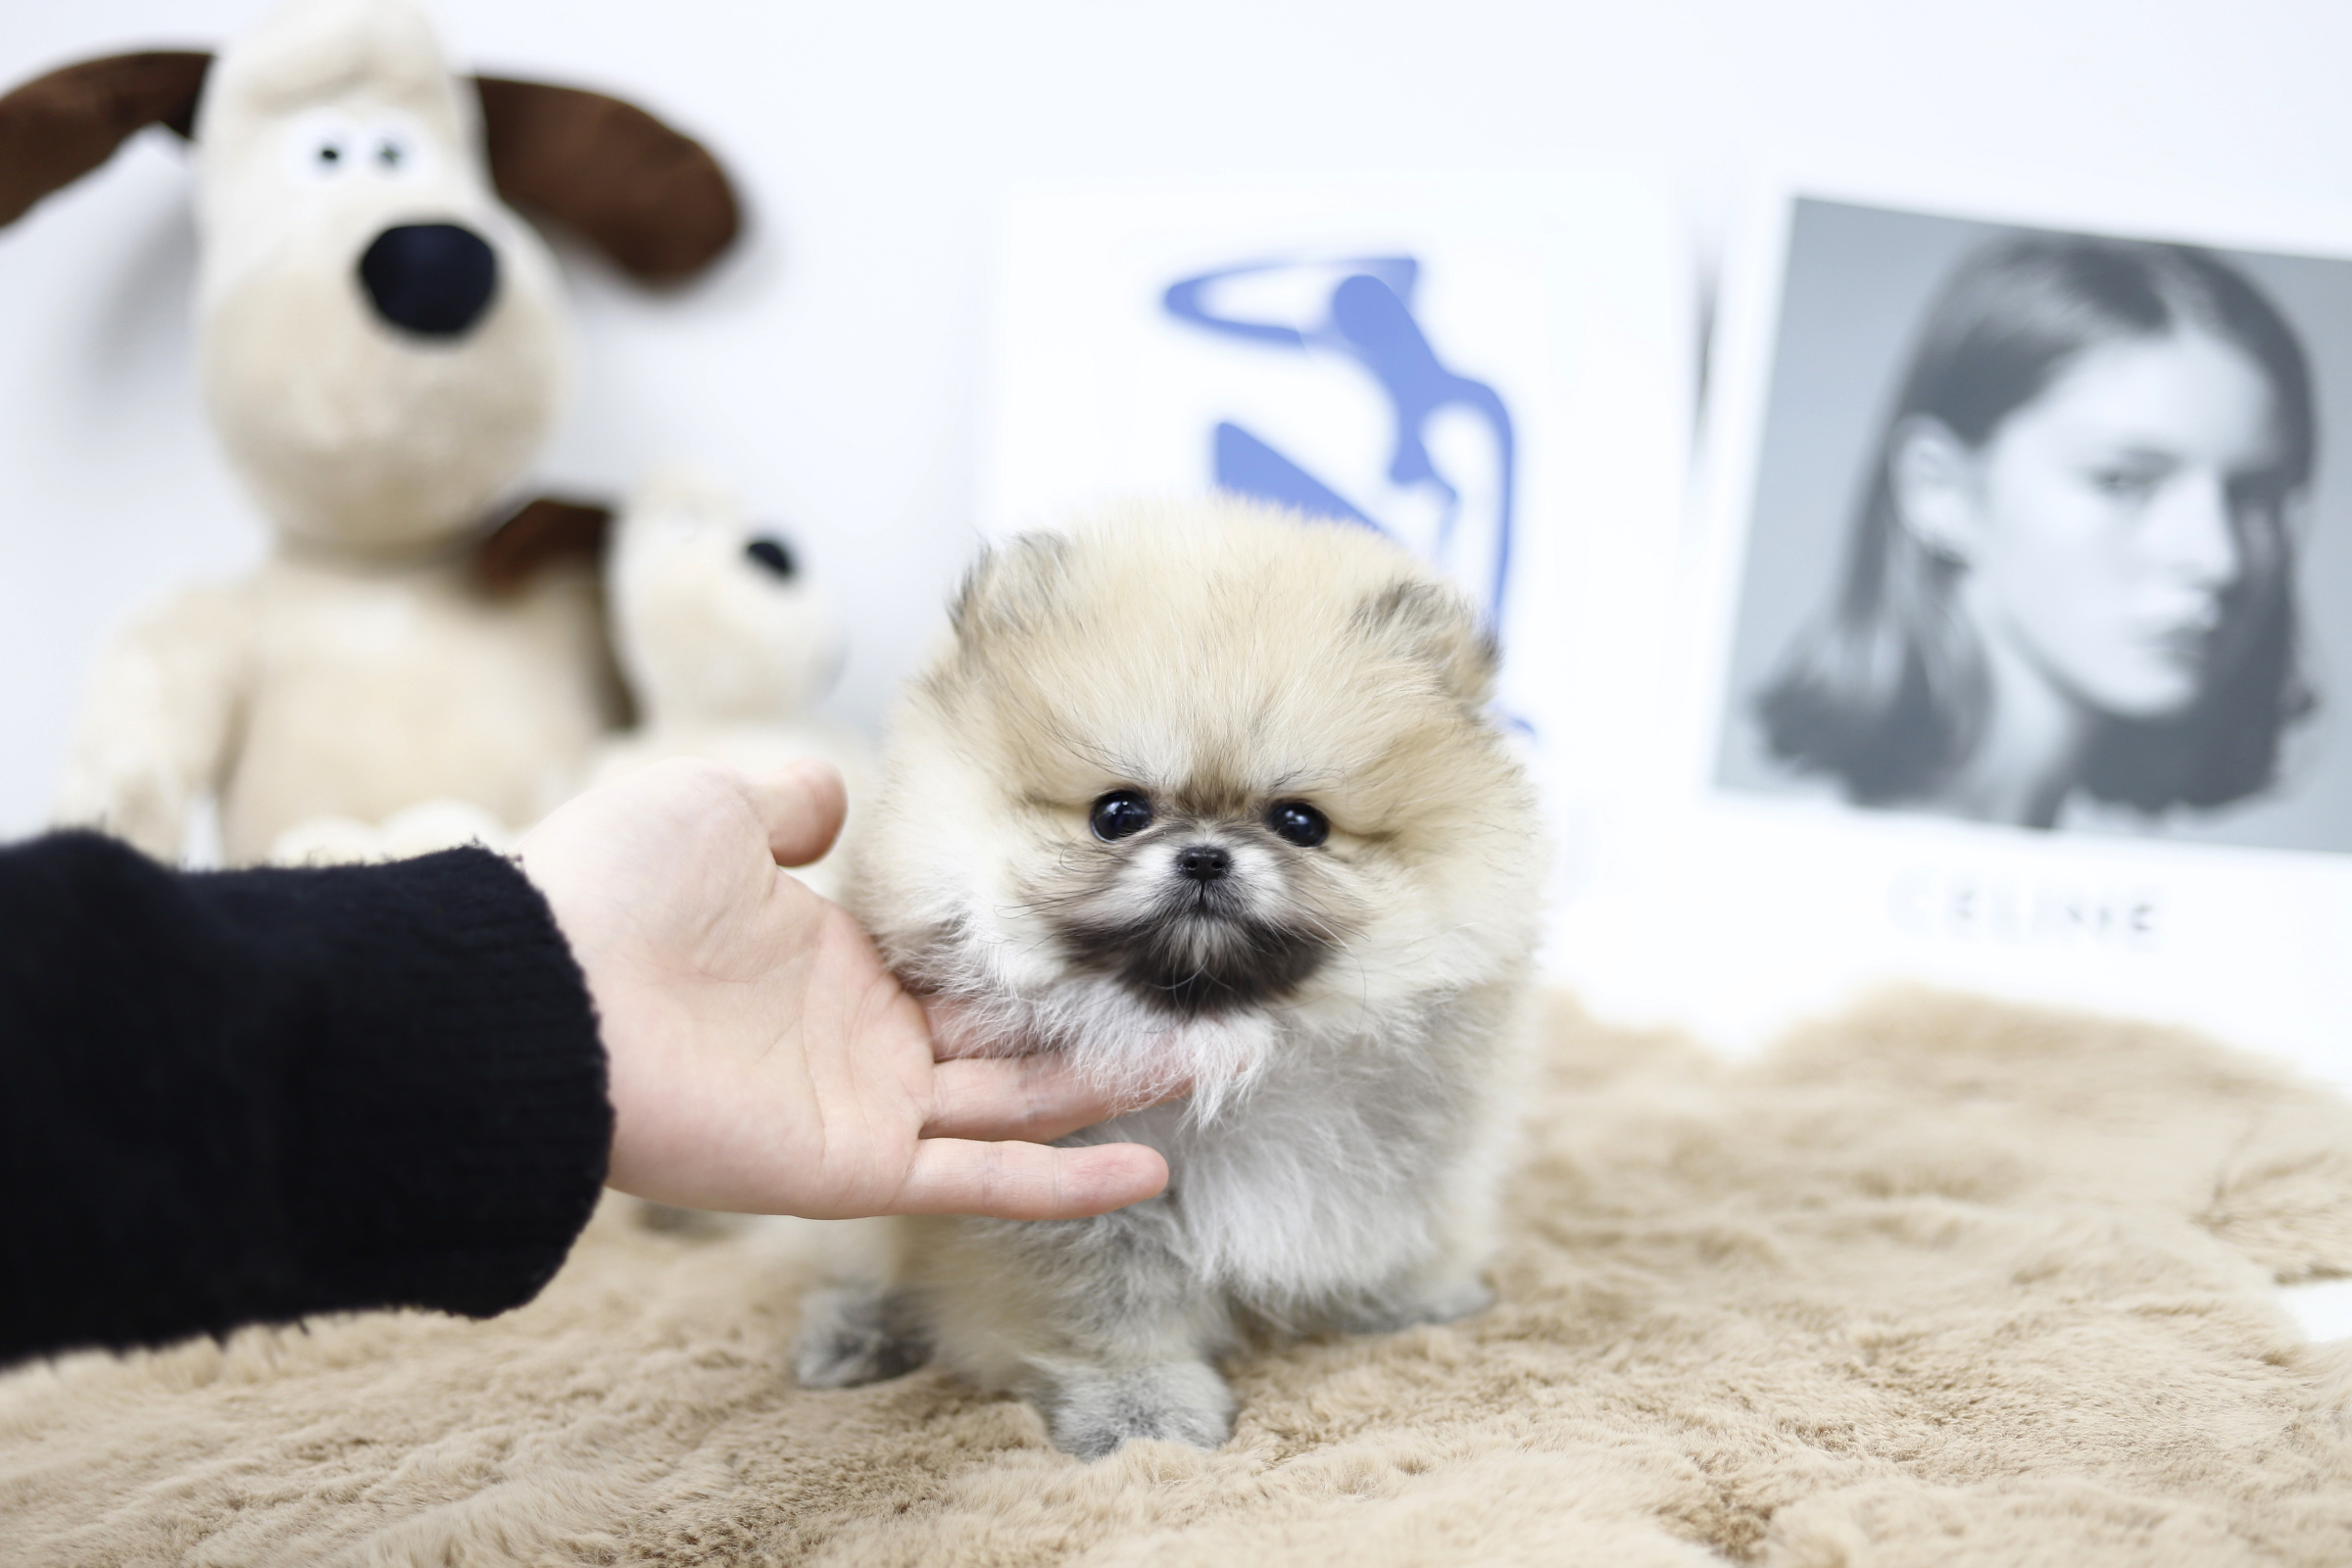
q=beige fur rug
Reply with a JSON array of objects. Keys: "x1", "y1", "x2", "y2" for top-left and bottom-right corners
[{"x1": 6, "y1": 989, "x2": 2352, "y2": 1566}]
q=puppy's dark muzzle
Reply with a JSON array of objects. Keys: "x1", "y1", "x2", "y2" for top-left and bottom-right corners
[{"x1": 359, "y1": 222, "x2": 499, "y2": 339}]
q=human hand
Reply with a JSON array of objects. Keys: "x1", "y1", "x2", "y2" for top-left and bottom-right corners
[{"x1": 514, "y1": 759, "x2": 1170, "y2": 1221}]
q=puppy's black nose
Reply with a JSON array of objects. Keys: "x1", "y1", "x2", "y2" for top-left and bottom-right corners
[
  {"x1": 358, "y1": 222, "x2": 499, "y2": 338},
  {"x1": 1174, "y1": 845, "x2": 1232, "y2": 882}
]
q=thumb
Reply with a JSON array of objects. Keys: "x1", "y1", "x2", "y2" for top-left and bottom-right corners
[{"x1": 741, "y1": 760, "x2": 849, "y2": 867}]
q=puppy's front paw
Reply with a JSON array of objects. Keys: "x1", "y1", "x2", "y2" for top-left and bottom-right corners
[
  {"x1": 1330, "y1": 1272, "x2": 1495, "y2": 1336},
  {"x1": 1401, "y1": 1273, "x2": 1495, "y2": 1327},
  {"x1": 1032, "y1": 1360, "x2": 1235, "y2": 1459},
  {"x1": 793, "y1": 1285, "x2": 930, "y2": 1389}
]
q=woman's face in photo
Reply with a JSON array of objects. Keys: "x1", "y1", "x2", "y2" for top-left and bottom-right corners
[{"x1": 1913, "y1": 328, "x2": 2285, "y2": 722}]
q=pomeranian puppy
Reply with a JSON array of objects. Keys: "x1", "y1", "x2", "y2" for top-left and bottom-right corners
[{"x1": 794, "y1": 497, "x2": 1544, "y2": 1458}]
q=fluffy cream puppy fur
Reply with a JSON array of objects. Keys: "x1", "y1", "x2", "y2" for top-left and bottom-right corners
[{"x1": 796, "y1": 497, "x2": 1544, "y2": 1458}]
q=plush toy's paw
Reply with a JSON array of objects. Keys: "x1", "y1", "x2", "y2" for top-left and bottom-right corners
[
  {"x1": 269, "y1": 816, "x2": 381, "y2": 866},
  {"x1": 269, "y1": 800, "x2": 513, "y2": 865},
  {"x1": 1031, "y1": 1359, "x2": 1235, "y2": 1459},
  {"x1": 633, "y1": 1200, "x2": 754, "y2": 1239},
  {"x1": 793, "y1": 1285, "x2": 932, "y2": 1389}
]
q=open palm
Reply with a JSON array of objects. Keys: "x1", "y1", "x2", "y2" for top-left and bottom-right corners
[{"x1": 517, "y1": 760, "x2": 1169, "y2": 1220}]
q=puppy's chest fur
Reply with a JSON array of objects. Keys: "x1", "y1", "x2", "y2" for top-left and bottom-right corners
[{"x1": 1075, "y1": 1003, "x2": 1492, "y2": 1304}]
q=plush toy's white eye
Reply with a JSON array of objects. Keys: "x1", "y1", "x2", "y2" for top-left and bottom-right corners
[
  {"x1": 280, "y1": 109, "x2": 433, "y2": 185},
  {"x1": 365, "y1": 116, "x2": 431, "y2": 180},
  {"x1": 281, "y1": 108, "x2": 363, "y2": 184}
]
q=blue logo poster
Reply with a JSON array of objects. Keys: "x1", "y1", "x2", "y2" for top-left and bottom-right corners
[{"x1": 1162, "y1": 257, "x2": 1515, "y2": 627}]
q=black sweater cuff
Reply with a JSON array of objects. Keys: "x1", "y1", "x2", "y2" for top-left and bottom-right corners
[{"x1": 0, "y1": 834, "x2": 612, "y2": 1363}]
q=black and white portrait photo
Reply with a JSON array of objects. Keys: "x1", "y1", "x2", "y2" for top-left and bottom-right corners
[{"x1": 1715, "y1": 198, "x2": 2352, "y2": 854}]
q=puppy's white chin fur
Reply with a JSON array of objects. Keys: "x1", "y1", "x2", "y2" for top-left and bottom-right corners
[{"x1": 925, "y1": 978, "x2": 1276, "y2": 1127}]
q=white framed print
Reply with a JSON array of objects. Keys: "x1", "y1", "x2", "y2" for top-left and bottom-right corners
[{"x1": 1558, "y1": 177, "x2": 2352, "y2": 1089}]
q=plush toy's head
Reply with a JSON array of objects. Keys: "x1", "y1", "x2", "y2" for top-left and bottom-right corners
[
  {"x1": 610, "y1": 466, "x2": 846, "y2": 728},
  {"x1": 194, "y1": 0, "x2": 569, "y2": 552},
  {"x1": 0, "y1": 0, "x2": 740, "y2": 559}
]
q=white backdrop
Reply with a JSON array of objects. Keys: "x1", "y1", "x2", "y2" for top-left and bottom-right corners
[{"x1": 6, "y1": 0, "x2": 2352, "y2": 844}]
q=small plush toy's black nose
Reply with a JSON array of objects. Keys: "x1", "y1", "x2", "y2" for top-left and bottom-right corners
[
  {"x1": 358, "y1": 222, "x2": 499, "y2": 338},
  {"x1": 1175, "y1": 845, "x2": 1232, "y2": 882},
  {"x1": 744, "y1": 536, "x2": 798, "y2": 579}
]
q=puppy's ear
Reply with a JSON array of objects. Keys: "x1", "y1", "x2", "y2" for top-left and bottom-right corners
[
  {"x1": 472, "y1": 76, "x2": 741, "y2": 284},
  {"x1": 0, "y1": 52, "x2": 211, "y2": 229},
  {"x1": 950, "y1": 532, "x2": 1071, "y2": 647},
  {"x1": 1353, "y1": 579, "x2": 1497, "y2": 703}
]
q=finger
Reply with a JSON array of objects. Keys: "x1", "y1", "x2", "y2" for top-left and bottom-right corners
[
  {"x1": 741, "y1": 760, "x2": 848, "y2": 866},
  {"x1": 892, "y1": 1139, "x2": 1170, "y2": 1220},
  {"x1": 925, "y1": 1056, "x2": 1184, "y2": 1143}
]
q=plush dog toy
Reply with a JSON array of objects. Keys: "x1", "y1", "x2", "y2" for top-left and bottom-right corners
[
  {"x1": 588, "y1": 466, "x2": 870, "y2": 895},
  {"x1": 0, "y1": 0, "x2": 740, "y2": 863}
]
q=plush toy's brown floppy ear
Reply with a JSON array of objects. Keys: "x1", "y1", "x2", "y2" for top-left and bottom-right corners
[
  {"x1": 0, "y1": 51, "x2": 210, "y2": 229},
  {"x1": 472, "y1": 76, "x2": 741, "y2": 284},
  {"x1": 474, "y1": 495, "x2": 614, "y2": 595}
]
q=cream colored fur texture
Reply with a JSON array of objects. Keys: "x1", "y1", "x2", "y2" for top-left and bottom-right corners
[
  {"x1": 6, "y1": 990, "x2": 2352, "y2": 1564},
  {"x1": 53, "y1": 0, "x2": 610, "y2": 863},
  {"x1": 803, "y1": 500, "x2": 1544, "y2": 1457}
]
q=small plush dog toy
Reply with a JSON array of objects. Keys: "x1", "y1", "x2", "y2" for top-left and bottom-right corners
[
  {"x1": 587, "y1": 465, "x2": 871, "y2": 897},
  {"x1": 0, "y1": 0, "x2": 741, "y2": 862}
]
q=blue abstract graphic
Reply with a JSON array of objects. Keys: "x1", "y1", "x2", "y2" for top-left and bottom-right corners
[{"x1": 1163, "y1": 257, "x2": 1516, "y2": 624}]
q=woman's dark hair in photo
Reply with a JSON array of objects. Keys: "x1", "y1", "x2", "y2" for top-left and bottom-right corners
[{"x1": 1755, "y1": 234, "x2": 2317, "y2": 814}]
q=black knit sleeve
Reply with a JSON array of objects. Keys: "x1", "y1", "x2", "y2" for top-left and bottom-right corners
[{"x1": 0, "y1": 833, "x2": 612, "y2": 1365}]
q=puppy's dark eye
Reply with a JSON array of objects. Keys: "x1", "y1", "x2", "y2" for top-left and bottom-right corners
[
  {"x1": 1266, "y1": 801, "x2": 1329, "y2": 848},
  {"x1": 1090, "y1": 790, "x2": 1153, "y2": 841},
  {"x1": 744, "y1": 537, "x2": 797, "y2": 579}
]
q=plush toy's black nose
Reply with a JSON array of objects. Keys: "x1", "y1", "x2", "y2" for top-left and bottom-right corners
[
  {"x1": 358, "y1": 222, "x2": 499, "y2": 338},
  {"x1": 744, "y1": 536, "x2": 798, "y2": 579},
  {"x1": 1175, "y1": 845, "x2": 1232, "y2": 882}
]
